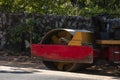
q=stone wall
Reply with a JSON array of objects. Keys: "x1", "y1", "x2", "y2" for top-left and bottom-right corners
[{"x1": 0, "y1": 13, "x2": 92, "y2": 52}]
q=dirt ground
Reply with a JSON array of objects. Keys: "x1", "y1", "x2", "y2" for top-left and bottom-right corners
[
  {"x1": 0, "y1": 51, "x2": 120, "y2": 77},
  {"x1": 0, "y1": 51, "x2": 46, "y2": 69}
]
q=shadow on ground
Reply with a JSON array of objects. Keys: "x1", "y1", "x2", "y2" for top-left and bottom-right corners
[
  {"x1": 0, "y1": 70, "x2": 35, "y2": 74},
  {"x1": 75, "y1": 65, "x2": 120, "y2": 78}
]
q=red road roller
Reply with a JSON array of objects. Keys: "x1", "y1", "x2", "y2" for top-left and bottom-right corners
[{"x1": 31, "y1": 28, "x2": 120, "y2": 71}]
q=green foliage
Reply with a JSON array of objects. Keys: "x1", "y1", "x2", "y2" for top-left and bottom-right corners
[
  {"x1": 10, "y1": 18, "x2": 34, "y2": 45},
  {"x1": 0, "y1": 0, "x2": 120, "y2": 16}
]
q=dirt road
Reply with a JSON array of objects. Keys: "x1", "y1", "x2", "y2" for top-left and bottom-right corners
[
  {"x1": 0, "y1": 65, "x2": 119, "y2": 80},
  {"x1": 0, "y1": 52, "x2": 120, "y2": 80}
]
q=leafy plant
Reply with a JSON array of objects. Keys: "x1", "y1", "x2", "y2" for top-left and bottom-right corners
[
  {"x1": 0, "y1": 0, "x2": 120, "y2": 16},
  {"x1": 9, "y1": 18, "x2": 35, "y2": 52}
]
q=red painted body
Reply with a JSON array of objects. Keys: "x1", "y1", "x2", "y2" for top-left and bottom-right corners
[
  {"x1": 96, "y1": 46, "x2": 120, "y2": 62},
  {"x1": 31, "y1": 44, "x2": 120, "y2": 63},
  {"x1": 31, "y1": 44, "x2": 93, "y2": 63},
  {"x1": 108, "y1": 46, "x2": 120, "y2": 62}
]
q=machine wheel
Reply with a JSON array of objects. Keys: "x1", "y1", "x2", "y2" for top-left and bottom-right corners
[
  {"x1": 43, "y1": 61, "x2": 80, "y2": 71},
  {"x1": 40, "y1": 29, "x2": 89, "y2": 71}
]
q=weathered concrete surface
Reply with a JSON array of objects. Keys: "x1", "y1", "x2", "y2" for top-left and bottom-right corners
[{"x1": 0, "y1": 65, "x2": 119, "y2": 80}]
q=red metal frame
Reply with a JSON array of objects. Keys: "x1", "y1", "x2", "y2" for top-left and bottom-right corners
[
  {"x1": 99, "y1": 46, "x2": 120, "y2": 62},
  {"x1": 108, "y1": 46, "x2": 120, "y2": 62},
  {"x1": 31, "y1": 44, "x2": 93, "y2": 63},
  {"x1": 31, "y1": 44, "x2": 120, "y2": 63}
]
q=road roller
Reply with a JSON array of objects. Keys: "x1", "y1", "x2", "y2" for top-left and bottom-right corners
[{"x1": 31, "y1": 15, "x2": 120, "y2": 71}]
